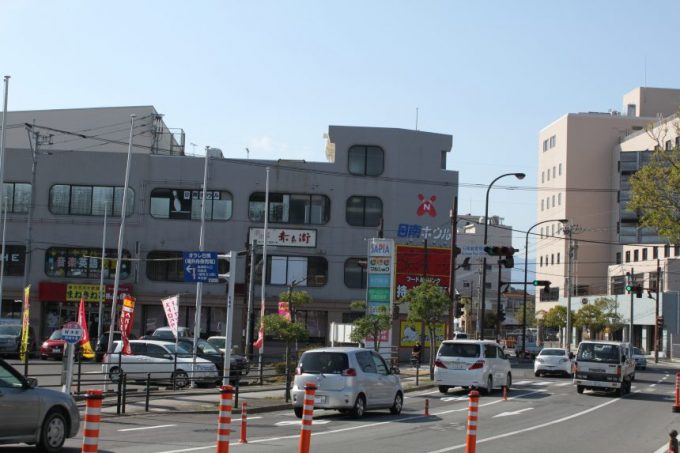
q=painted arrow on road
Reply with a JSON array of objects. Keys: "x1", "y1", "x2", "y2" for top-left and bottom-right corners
[{"x1": 493, "y1": 407, "x2": 534, "y2": 418}]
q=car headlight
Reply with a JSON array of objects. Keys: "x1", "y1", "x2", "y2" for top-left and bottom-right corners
[
  {"x1": 41, "y1": 341, "x2": 49, "y2": 348},
  {"x1": 536, "y1": 358, "x2": 544, "y2": 363}
]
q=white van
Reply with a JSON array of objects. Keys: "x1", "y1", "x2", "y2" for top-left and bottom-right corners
[
  {"x1": 573, "y1": 341, "x2": 635, "y2": 396},
  {"x1": 434, "y1": 340, "x2": 511, "y2": 395}
]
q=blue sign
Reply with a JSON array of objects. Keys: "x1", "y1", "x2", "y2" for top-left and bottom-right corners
[
  {"x1": 62, "y1": 322, "x2": 83, "y2": 344},
  {"x1": 183, "y1": 251, "x2": 219, "y2": 283}
]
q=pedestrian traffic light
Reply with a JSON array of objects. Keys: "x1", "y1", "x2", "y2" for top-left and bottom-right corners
[
  {"x1": 484, "y1": 246, "x2": 518, "y2": 268},
  {"x1": 657, "y1": 316, "x2": 664, "y2": 329}
]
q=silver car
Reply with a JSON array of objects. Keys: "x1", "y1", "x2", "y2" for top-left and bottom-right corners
[
  {"x1": 0, "y1": 358, "x2": 80, "y2": 452},
  {"x1": 292, "y1": 347, "x2": 402, "y2": 418}
]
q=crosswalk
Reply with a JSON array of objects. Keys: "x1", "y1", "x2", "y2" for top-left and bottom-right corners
[{"x1": 513, "y1": 379, "x2": 572, "y2": 387}]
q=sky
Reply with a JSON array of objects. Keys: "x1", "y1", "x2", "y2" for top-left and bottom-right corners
[{"x1": 3, "y1": 0, "x2": 680, "y2": 259}]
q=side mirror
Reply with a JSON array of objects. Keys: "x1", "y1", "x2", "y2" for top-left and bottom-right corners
[
  {"x1": 390, "y1": 366, "x2": 400, "y2": 375},
  {"x1": 26, "y1": 377, "x2": 38, "y2": 388},
  {"x1": 163, "y1": 354, "x2": 173, "y2": 360}
]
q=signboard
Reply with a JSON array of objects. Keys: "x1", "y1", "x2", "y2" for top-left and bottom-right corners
[
  {"x1": 19, "y1": 286, "x2": 30, "y2": 362},
  {"x1": 399, "y1": 321, "x2": 446, "y2": 347},
  {"x1": 461, "y1": 245, "x2": 486, "y2": 257},
  {"x1": 395, "y1": 244, "x2": 451, "y2": 300},
  {"x1": 278, "y1": 301, "x2": 291, "y2": 320},
  {"x1": 366, "y1": 238, "x2": 395, "y2": 316},
  {"x1": 183, "y1": 251, "x2": 219, "y2": 283},
  {"x1": 62, "y1": 321, "x2": 84, "y2": 344},
  {"x1": 249, "y1": 228, "x2": 317, "y2": 248},
  {"x1": 66, "y1": 283, "x2": 133, "y2": 302},
  {"x1": 119, "y1": 296, "x2": 136, "y2": 355},
  {"x1": 161, "y1": 295, "x2": 180, "y2": 338}
]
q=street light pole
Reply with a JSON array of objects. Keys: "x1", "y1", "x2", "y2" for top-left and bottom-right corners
[
  {"x1": 479, "y1": 172, "x2": 525, "y2": 340},
  {"x1": 522, "y1": 218, "x2": 567, "y2": 356},
  {"x1": 0, "y1": 76, "x2": 10, "y2": 316}
]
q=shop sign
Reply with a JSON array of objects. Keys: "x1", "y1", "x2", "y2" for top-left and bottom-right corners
[
  {"x1": 399, "y1": 321, "x2": 446, "y2": 347},
  {"x1": 249, "y1": 228, "x2": 317, "y2": 248},
  {"x1": 65, "y1": 284, "x2": 133, "y2": 302}
]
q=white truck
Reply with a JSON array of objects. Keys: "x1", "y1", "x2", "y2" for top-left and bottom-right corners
[{"x1": 572, "y1": 340, "x2": 636, "y2": 396}]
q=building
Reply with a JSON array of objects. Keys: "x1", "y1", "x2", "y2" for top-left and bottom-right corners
[
  {"x1": 536, "y1": 88, "x2": 680, "y2": 353},
  {"x1": 1, "y1": 106, "x2": 463, "y2": 356}
]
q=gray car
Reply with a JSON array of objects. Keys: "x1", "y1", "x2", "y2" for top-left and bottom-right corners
[
  {"x1": 292, "y1": 347, "x2": 402, "y2": 418},
  {"x1": 0, "y1": 358, "x2": 80, "y2": 452}
]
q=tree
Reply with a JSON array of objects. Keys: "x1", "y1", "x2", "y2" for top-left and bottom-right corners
[
  {"x1": 574, "y1": 304, "x2": 607, "y2": 339},
  {"x1": 399, "y1": 281, "x2": 450, "y2": 380},
  {"x1": 261, "y1": 313, "x2": 308, "y2": 402},
  {"x1": 349, "y1": 300, "x2": 392, "y2": 352},
  {"x1": 629, "y1": 114, "x2": 680, "y2": 243},
  {"x1": 542, "y1": 305, "x2": 568, "y2": 330},
  {"x1": 515, "y1": 305, "x2": 537, "y2": 329}
]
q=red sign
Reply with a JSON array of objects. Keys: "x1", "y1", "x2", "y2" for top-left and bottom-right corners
[
  {"x1": 119, "y1": 296, "x2": 136, "y2": 355},
  {"x1": 395, "y1": 244, "x2": 450, "y2": 299}
]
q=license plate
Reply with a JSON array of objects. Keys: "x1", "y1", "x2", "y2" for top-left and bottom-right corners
[
  {"x1": 53, "y1": 348, "x2": 61, "y2": 353},
  {"x1": 314, "y1": 396, "x2": 326, "y2": 404},
  {"x1": 450, "y1": 362, "x2": 467, "y2": 370}
]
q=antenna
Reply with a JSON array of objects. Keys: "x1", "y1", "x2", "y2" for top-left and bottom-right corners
[
  {"x1": 644, "y1": 55, "x2": 647, "y2": 87},
  {"x1": 415, "y1": 107, "x2": 419, "y2": 131},
  {"x1": 246, "y1": 147, "x2": 250, "y2": 159}
]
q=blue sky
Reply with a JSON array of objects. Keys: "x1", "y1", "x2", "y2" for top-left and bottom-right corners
[{"x1": 3, "y1": 0, "x2": 680, "y2": 255}]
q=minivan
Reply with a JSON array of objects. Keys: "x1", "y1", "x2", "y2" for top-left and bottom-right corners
[
  {"x1": 434, "y1": 340, "x2": 511, "y2": 395},
  {"x1": 292, "y1": 347, "x2": 402, "y2": 418}
]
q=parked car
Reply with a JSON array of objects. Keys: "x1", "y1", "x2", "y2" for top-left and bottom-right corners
[
  {"x1": 292, "y1": 347, "x2": 402, "y2": 419},
  {"x1": 0, "y1": 324, "x2": 36, "y2": 357},
  {"x1": 452, "y1": 332, "x2": 468, "y2": 340},
  {"x1": 102, "y1": 339, "x2": 218, "y2": 388},
  {"x1": 632, "y1": 347, "x2": 648, "y2": 370},
  {"x1": 148, "y1": 326, "x2": 193, "y2": 341},
  {"x1": 175, "y1": 338, "x2": 249, "y2": 383},
  {"x1": 434, "y1": 340, "x2": 511, "y2": 395},
  {"x1": 0, "y1": 358, "x2": 80, "y2": 452},
  {"x1": 40, "y1": 329, "x2": 94, "y2": 361},
  {"x1": 534, "y1": 348, "x2": 573, "y2": 377},
  {"x1": 94, "y1": 331, "x2": 137, "y2": 362}
]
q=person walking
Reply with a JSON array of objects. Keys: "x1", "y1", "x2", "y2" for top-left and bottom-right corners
[
  {"x1": 669, "y1": 429, "x2": 678, "y2": 453},
  {"x1": 411, "y1": 341, "x2": 422, "y2": 367}
]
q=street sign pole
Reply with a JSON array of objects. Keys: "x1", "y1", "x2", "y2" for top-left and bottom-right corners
[
  {"x1": 61, "y1": 321, "x2": 83, "y2": 394},
  {"x1": 220, "y1": 251, "x2": 237, "y2": 387}
]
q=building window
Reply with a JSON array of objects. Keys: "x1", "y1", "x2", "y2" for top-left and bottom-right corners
[
  {"x1": 633, "y1": 250, "x2": 639, "y2": 262},
  {"x1": 616, "y1": 252, "x2": 621, "y2": 264},
  {"x1": 543, "y1": 139, "x2": 549, "y2": 152},
  {"x1": 642, "y1": 248, "x2": 648, "y2": 261},
  {"x1": 539, "y1": 256, "x2": 543, "y2": 267},
  {"x1": 45, "y1": 246, "x2": 130, "y2": 279},
  {"x1": 665, "y1": 244, "x2": 671, "y2": 257},
  {"x1": 541, "y1": 199, "x2": 544, "y2": 211},
  {"x1": 625, "y1": 251, "x2": 630, "y2": 263},
  {"x1": 551, "y1": 254, "x2": 554, "y2": 265},
  {"x1": 559, "y1": 163, "x2": 562, "y2": 176},
  {"x1": 344, "y1": 258, "x2": 367, "y2": 289},
  {"x1": 552, "y1": 224, "x2": 555, "y2": 236},
  {"x1": 549, "y1": 135, "x2": 556, "y2": 148},
  {"x1": 49, "y1": 185, "x2": 133, "y2": 216},
  {"x1": 557, "y1": 253, "x2": 560, "y2": 264},
  {"x1": 151, "y1": 188, "x2": 233, "y2": 221},
  {"x1": 248, "y1": 192, "x2": 329, "y2": 224},
  {"x1": 627, "y1": 104, "x2": 636, "y2": 116},
  {"x1": 541, "y1": 172, "x2": 544, "y2": 183},
  {"x1": 262, "y1": 255, "x2": 328, "y2": 287},
  {"x1": 547, "y1": 170, "x2": 550, "y2": 181},
  {"x1": 348, "y1": 145, "x2": 384, "y2": 176},
  {"x1": 666, "y1": 140, "x2": 673, "y2": 151},
  {"x1": 539, "y1": 227, "x2": 543, "y2": 239},
  {"x1": 676, "y1": 136, "x2": 680, "y2": 148},
  {"x1": 1, "y1": 245, "x2": 25, "y2": 276},
  {"x1": 675, "y1": 245, "x2": 680, "y2": 256},
  {"x1": 2, "y1": 183, "x2": 31, "y2": 214},
  {"x1": 653, "y1": 247, "x2": 658, "y2": 259},
  {"x1": 558, "y1": 193, "x2": 561, "y2": 205},
  {"x1": 346, "y1": 196, "x2": 382, "y2": 227},
  {"x1": 552, "y1": 195, "x2": 555, "y2": 207},
  {"x1": 552, "y1": 166, "x2": 556, "y2": 178},
  {"x1": 146, "y1": 250, "x2": 229, "y2": 282}
]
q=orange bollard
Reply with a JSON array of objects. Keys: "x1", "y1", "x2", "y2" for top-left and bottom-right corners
[
  {"x1": 298, "y1": 382, "x2": 317, "y2": 453},
  {"x1": 239, "y1": 400, "x2": 248, "y2": 444},
  {"x1": 424, "y1": 398, "x2": 430, "y2": 416},
  {"x1": 465, "y1": 390, "x2": 480, "y2": 453},
  {"x1": 82, "y1": 389, "x2": 103, "y2": 453},
  {"x1": 503, "y1": 385, "x2": 508, "y2": 401},
  {"x1": 673, "y1": 373, "x2": 680, "y2": 413},
  {"x1": 216, "y1": 385, "x2": 234, "y2": 453}
]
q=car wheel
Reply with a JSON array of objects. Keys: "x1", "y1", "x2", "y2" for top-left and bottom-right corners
[
  {"x1": 173, "y1": 370, "x2": 189, "y2": 388},
  {"x1": 390, "y1": 392, "x2": 403, "y2": 415},
  {"x1": 40, "y1": 354, "x2": 47, "y2": 360},
  {"x1": 37, "y1": 410, "x2": 67, "y2": 453},
  {"x1": 438, "y1": 385, "x2": 449, "y2": 394},
  {"x1": 577, "y1": 385, "x2": 584, "y2": 394},
  {"x1": 617, "y1": 385, "x2": 625, "y2": 397},
  {"x1": 534, "y1": 371, "x2": 540, "y2": 377},
  {"x1": 506, "y1": 373, "x2": 512, "y2": 388},
  {"x1": 293, "y1": 407, "x2": 303, "y2": 418},
  {"x1": 484, "y1": 376, "x2": 493, "y2": 395},
  {"x1": 109, "y1": 366, "x2": 121, "y2": 383},
  {"x1": 351, "y1": 394, "x2": 366, "y2": 418}
]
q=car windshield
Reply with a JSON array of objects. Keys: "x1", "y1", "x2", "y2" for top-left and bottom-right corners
[
  {"x1": 49, "y1": 330, "x2": 63, "y2": 340},
  {"x1": 207, "y1": 338, "x2": 225, "y2": 349},
  {"x1": 577, "y1": 343, "x2": 620, "y2": 363},
  {"x1": 197, "y1": 339, "x2": 219, "y2": 354},
  {"x1": 540, "y1": 349, "x2": 566, "y2": 356},
  {"x1": 0, "y1": 325, "x2": 20, "y2": 335},
  {"x1": 300, "y1": 352, "x2": 349, "y2": 374},
  {"x1": 634, "y1": 347, "x2": 645, "y2": 355},
  {"x1": 438, "y1": 343, "x2": 480, "y2": 358},
  {"x1": 165, "y1": 343, "x2": 192, "y2": 354}
]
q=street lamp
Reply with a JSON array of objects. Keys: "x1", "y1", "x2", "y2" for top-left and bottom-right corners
[
  {"x1": 522, "y1": 218, "x2": 567, "y2": 356},
  {"x1": 479, "y1": 172, "x2": 525, "y2": 340}
]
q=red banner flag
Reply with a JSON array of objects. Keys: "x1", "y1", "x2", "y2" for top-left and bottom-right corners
[
  {"x1": 119, "y1": 295, "x2": 136, "y2": 355},
  {"x1": 77, "y1": 297, "x2": 95, "y2": 359},
  {"x1": 253, "y1": 323, "x2": 264, "y2": 349}
]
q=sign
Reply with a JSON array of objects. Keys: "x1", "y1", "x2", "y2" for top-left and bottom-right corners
[
  {"x1": 249, "y1": 228, "x2": 317, "y2": 248},
  {"x1": 399, "y1": 321, "x2": 446, "y2": 347},
  {"x1": 62, "y1": 321, "x2": 84, "y2": 344},
  {"x1": 366, "y1": 238, "x2": 395, "y2": 316},
  {"x1": 460, "y1": 245, "x2": 486, "y2": 257},
  {"x1": 395, "y1": 244, "x2": 450, "y2": 300},
  {"x1": 119, "y1": 296, "x2": 136, "y2": 355},
  {"x1": 161, "y1": 295, "x2": 180, "y2": 338},
  {"x1": 278, "y1": 301, "x2": 291, "y2": 320},
  {"x1": 66, "y1": 283, "x2": 133, "y2": 302},
  {"x1": 77, "y1": 298, "x2": 95, "y2": 359},
  {"x1": 19, "y1": 286, "x2": 31, "y2": 362},
  {"x1": 183, "y1": 251, "x2": 219, "y2": 283}
]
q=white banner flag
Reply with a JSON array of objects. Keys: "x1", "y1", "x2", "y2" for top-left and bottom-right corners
[{"x1": 161, "y1": 295, "x2": 180, "y2": 338}]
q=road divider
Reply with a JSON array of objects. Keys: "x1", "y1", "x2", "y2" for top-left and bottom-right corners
[
  {"x1": 82, "y1": 389, "x2": 103, "y2": 453},
  {"x1": 216, "y1": 385, "x2": 234, "y2": 453},
  {"x1": 298, "y1": 382, "x2": 317, "y2": 453},
  {"x1": 465, "y1": 390, "x2": 479, "y2": 453}
]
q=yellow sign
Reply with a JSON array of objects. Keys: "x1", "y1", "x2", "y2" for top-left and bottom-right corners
[
  {"x1": 399, "y1": 321, "x2": 446, "y2": 347},
  {"x1": 19, "y1": 286, "x2": 30, "y2": 362},
  {"x1": 66, "y1": 284, "x2": 104, "y2": 302}
]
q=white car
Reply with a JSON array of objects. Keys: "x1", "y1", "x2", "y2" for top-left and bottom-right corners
[
  {"x1": 434, "y1": 340, "x2": 511, "y2": 395},
  {"x1": 102, "y1": 339, "x2": 218, "y2": 388},
  {"x1": 534, "y1": 348, "x2": 573, "y2": 377}
]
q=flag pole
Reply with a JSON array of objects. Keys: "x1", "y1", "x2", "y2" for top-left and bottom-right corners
[{"x1": 258, "y1": 167, "x2": 270, "y2": 383}]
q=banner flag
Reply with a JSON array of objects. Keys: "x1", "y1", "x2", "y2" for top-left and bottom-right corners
[
  {"x1": 119, "y1": 295, "x2": 136, "y2": 355},
  {"x1": 77, "y1": 297, "x2": 95, "y2": 359},
  {"x1": 19, "y1": 286, "x2": 30, "y2": 362},
  {"x1": 161, "y1": 295, "x2": 180, "y2": 338}
]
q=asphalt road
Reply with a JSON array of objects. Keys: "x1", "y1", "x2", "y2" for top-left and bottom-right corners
[{"x1": 26, "y1": 364, "x2": 674, "y2": 453}]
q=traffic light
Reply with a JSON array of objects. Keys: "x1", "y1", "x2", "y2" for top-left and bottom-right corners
[
  {"x1": 498, "y1": 304, "x2": 506, "y2": 323},
  {"x1": 454, "y1": 297, "x2": 464, "y2": 318},
  {"x1": 532, "y1": 280, "x2": 551, "y2": 289},
  {"x1": 625, "y1": 283, "x2": 643, "y2": 298},
  {"x1": 657, "y1": 316, "x2": 664, "y2": 329},
  {"x1": 484, "y1": 246, "x2": 518, "y2": 268}
]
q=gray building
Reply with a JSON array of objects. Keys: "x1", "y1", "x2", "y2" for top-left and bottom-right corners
[{"x1": 1, "y1": 106, "x2": 460, "y2": 354}]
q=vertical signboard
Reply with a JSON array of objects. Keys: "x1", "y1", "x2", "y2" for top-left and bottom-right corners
[{"x1": 366, "y1": 239, "x2": 395, "y2": 355}]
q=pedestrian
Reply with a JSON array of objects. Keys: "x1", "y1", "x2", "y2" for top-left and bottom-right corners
[
  {"x1": 411, "y1": 341, "x2": 422, "y2": 366},
  {"x1": 669, "y1": 429, "x2": 678, "y2": 453}
]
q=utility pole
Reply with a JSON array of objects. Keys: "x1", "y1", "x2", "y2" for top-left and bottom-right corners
[
  {"x1": 655, "y1": 259, "x2": 661, "y2": 364},
  {"x1": 496, "y1": 260, "x2": 503, "y2": 339},
  {"x1": 629, "y1": 267, "x2": 634, "y2": 358},
  {"x1": 448, "y1": 196, "x2": 458, "y2": 338},
  {"x1": 564, "y1": 225, "x2": 574, "y2": 351}
]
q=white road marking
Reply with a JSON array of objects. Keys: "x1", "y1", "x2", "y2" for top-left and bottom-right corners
[
  {"x1": 275, "y1": 420, "x2": 331, "y2": 426},
  {"x1": 119, "y1": 424, "x2": 177, "y2": 432},
  {"x1": 427, "y1": 397, "x2": 620, "y2": 452},
  {"x1": 650, "y1": 383, "x2": 657, "y2": 387},
  {"x1": 554, "y1": 382, "x2": 572, "y2": 387},
  {"x1": 440, "y1": 396, "x2": 469, "y2": 402},
  {"x1": 513, "y1": 380, "x2": 531, "y2": 385},
  {"x1": 493, "y1": 407, "x2": 534, "y2": 418}
]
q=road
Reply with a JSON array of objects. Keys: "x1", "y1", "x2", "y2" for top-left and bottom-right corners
[{"x1": 24, "y1": 365, "x2": 672, "y2": 453}]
